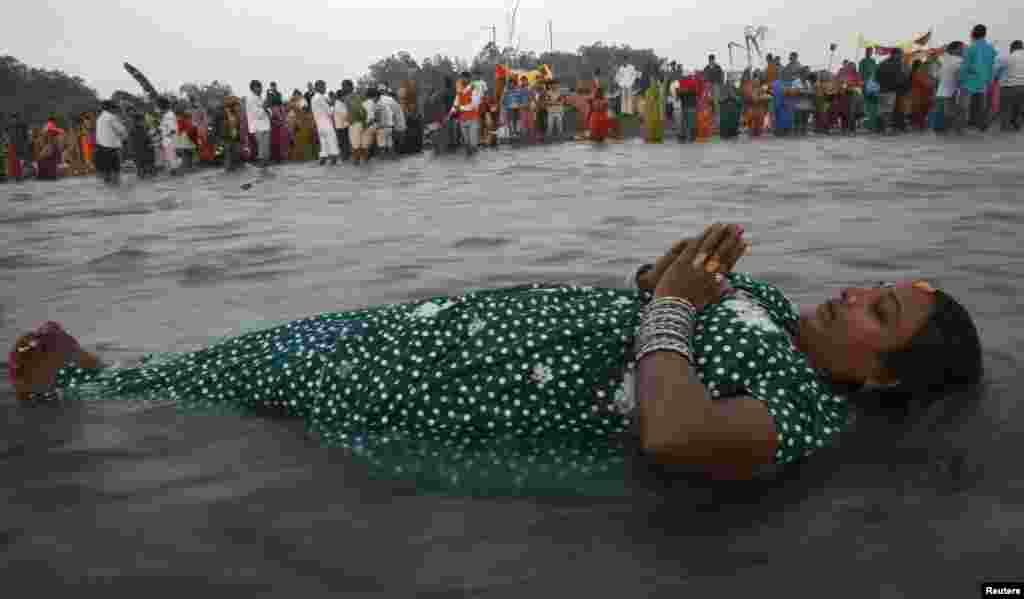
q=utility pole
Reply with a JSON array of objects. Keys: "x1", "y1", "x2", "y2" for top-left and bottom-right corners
[
  {"x1": 548, "y1": 20, "x2": 553, "y2": 52},
  {"x1": 481, "y1": 25, "x2": 497, "y2": 51}
]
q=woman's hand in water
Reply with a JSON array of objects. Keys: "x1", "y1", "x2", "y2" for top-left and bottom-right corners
[
  {"x1": 639, "y1": 226, "x2": 749, "y2": 291},
  {"x1": 653, "y1": 224, "x2": 746, "y2": 311}
]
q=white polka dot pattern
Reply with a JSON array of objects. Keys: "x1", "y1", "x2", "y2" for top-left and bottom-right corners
[{"x1": 55, "y1": 275, "x2": 849, "y2": 494}]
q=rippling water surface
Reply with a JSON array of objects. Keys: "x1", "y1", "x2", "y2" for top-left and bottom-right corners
[{"x1": 2, "y1": 134, "x2": 1022, "y2": 594}]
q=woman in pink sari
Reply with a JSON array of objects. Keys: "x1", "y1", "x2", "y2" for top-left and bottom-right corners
[{"x1": 270, "y1": 105, "x2": 290, "y2": 163}]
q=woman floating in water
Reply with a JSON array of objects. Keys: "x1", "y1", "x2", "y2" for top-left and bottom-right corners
[{"x1": 8, "y1": 224, "x2": 983, "y2": 496}]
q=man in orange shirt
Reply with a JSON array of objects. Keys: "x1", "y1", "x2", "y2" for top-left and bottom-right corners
[{"x1": 450, "y1": 75, "x2": 481, "y2": 156}]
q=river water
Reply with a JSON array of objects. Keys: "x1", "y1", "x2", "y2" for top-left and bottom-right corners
[{"x1": 2, "y1": 135, "x2": 1022, "y2": 595}]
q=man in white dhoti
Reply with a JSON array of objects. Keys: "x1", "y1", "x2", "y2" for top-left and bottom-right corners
[{"x1": 312, "y1": 80, "x2": 340, "y2": 165}]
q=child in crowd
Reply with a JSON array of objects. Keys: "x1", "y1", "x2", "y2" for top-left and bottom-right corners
[
  {"x1": 545, "y1": 80, "x2": 566, "y2": 141},
  {"x1": 131, "y1": 112, "x2": 156, "y2": 178}
]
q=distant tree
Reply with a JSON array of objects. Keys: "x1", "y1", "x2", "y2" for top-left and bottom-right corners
[
  {"x1": 179, "y1": 80, "x2": 233, "y2": 111},
  {"x1": 366, "y1": 51, "x2": 420, "y2": 92},
  {"x1": 0, "y1": 55, "x2": 99, "y2": 126}
]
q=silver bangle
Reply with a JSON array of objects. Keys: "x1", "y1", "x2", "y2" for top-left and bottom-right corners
[
  {"x1": 643, "y1": 308, "x2": 696, "y2": 323},
  {"x1": 637, "y1": 336, "x2": 694, "y2": 358},
  {"x1": 636, "y1": 339, "x2": 694, "y2": 364},
  {"x1": 643, "y1": 304, "x2": 696, "y2": 321},
  {"x1": 639, "y1": 326, "x2": 692, "y2": 344},
  {"x1": 636, "y1": 298, "x2": 697, "y2": 364},
  {"x1": 646, "y1": 296, "x2": 696, "y2": 311},
  {"x1": 641, "y1": 304, "x2": 697, "y2": 329}
]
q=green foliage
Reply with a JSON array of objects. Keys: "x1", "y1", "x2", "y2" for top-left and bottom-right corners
[
  {"x1": 358, "y1": 42, "x2": 678, "y2": 107},
  {"x1": 179, "y1": 80, "x2": 234, "y2": 111},
  {"x1": 0, "y1": 55, "x2": 99, "y2": 125}
]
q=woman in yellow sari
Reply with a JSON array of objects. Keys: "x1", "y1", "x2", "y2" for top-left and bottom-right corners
[
  {"x1": 78, "y1": 112, "x2": 97, "y2": 175},
  {"x1": 63, "y1": 125, "x2": 88, "y2": 176},
  {"x1": 286, "y1": 93, "x2": 308, "y2": 161}
]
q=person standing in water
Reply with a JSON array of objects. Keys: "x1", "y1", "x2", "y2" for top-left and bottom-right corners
[
  {"x1": 266, "y1": 82, "x2": 289, "y2": 164},
  {"x1": 94, "y1": 100, "x2": 128, "y2": 185},
  {"x1": 129, "y1": 110, "x2": 156, "y2": 179},
  {"x1": 333, "y1": 81, "x2": 353, "y2": 161},
  {"x1": 703, "y1": 55, "x2": 725, "y2": 130},
  {"x1": 6, "y1": 112, "x2": 31, "y2": 181},
  {"x1": 936, "y1": 42, "x2": 966, "y2": 135},
  {"x1": 311, "y1": 80, "x2": 340, "y2": 166},
  {"x1": 158, "y1": 98, "x2": 181, "y2": 176},
  {"x1": 545, "y1": 80, "x2": 566, "y2": 141},
  {"x1": 378, "y1": 88, "x2": 405, "y2": 158},
  {"x1": 961, "y1": 24, "x2": 997, "y2": 131},
  {"x1": 245, "y1": 80, "x2": 272, "y2": 170},
  {"x1": 999, "y1": 40, "x2": 1024, "y2": 131},
  {"x1": 450, "y1": 74, "x2": 482, "y2": 156},
  {"x1": 503, "y1": 77, "x2": 522, "y2": 140}
]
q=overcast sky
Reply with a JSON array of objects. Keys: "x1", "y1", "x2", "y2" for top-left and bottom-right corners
[{"x1": 5, "y1": 1, "x2": 1021, "y2": 98}]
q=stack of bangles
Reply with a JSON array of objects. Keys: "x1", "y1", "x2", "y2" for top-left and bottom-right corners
[{"x1": 634, "y1": 296, "x2": 697, "y2": 365}]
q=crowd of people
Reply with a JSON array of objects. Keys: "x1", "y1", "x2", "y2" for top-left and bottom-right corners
[
  {"x1": 676, "y1": 25, "x2": 1021, "y2": 141},
  {"x1": 2, "y1": 23, "x2": 1021, "y2": 185}
]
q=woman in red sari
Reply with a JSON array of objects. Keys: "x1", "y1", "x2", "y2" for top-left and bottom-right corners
[
  {"x1": 35, "y1": 126, "x2": 63, "y2": 180},
  {"x1": 909, "y1": 60, "x2": 934, "y2": 131},
  {"x1": 748, "y1": 78, "x2": 769, "y2": 137},
  {"x1": 589, "y1": 86, "x2": 611, "y2": 142}
]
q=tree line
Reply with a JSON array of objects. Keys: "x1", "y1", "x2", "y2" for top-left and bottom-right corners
[
  {"x1": 364, "y1": 42, "x2": 683, "y2": 105},
  {"x1": 2, "y1": 42, "x2": 680, "y2": 127},
  {"x1": 0, "y1": 55, "x2": 100, "y2": 128}
]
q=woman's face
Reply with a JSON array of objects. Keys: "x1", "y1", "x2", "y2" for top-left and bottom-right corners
[{"x1": 797, "y1": 281, "x2": 938, "y2": 385}]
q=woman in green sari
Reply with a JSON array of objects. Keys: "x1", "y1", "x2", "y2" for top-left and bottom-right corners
[
  {"x1": 10, "y1": 224, "x2": 983, "y2": 497},
  {"x1": 644, "y1": 81, "x2": 665, "y2": 142}
]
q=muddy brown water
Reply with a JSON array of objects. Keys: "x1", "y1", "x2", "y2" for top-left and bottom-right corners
[{"x1": 2, "y1": 133, "x2": 1022, "y2": 595}]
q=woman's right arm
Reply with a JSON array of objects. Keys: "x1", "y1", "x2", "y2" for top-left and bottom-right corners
[{"x1": 635, "y1": 225, "x2": 775, "y2": 479}]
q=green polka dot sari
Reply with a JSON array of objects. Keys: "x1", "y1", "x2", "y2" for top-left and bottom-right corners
[{"x1": 55, "y1": 273, "x2": 851, "y2": 497}]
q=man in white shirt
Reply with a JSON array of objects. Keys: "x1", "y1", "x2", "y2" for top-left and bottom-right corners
[
  {"x1": 999, "y1": 40, "x2": 1024, "y2": 131},
  {"x1": 95, "y1": 100, "x2": 128, "y2": 185},
  {"x1": 378, "y1": 90, "x2": 405, "y2": 157},
  {"x1": 311, "y1": 80, "x2": 340, "y2": 165},
  {"x1": 370, "y1": 85, "x2": 396, "y2": 157},
  {"x1": 245, "y1": 79, "x2": 272, "y2": 168},
  {"x1": 936, "y1": 42, "x2": 966, "y2": 134}
]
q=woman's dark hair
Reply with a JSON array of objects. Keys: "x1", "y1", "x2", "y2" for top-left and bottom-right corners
[
  {"x1": 972, "y1": 24, "x2": 987, "y2": 39},
  {"x1": 947, "y1": 41, "x2": 964, "y2": 53},
  {"x1": 250, "y1": 79, "x2": 262, "y2": 92},
  {"x1": 1011, "y1": 40, "x2": 1024, "y2": 52},
  {"x1": 879, "y1": 290, "x2": 983, "y2": 394}
]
